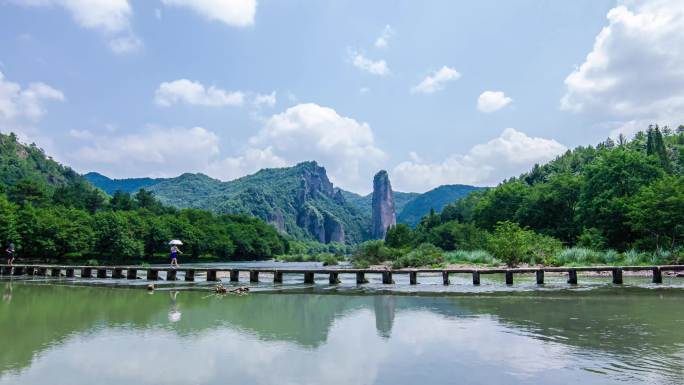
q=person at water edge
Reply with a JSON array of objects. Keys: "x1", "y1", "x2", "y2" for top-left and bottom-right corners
[
  {"x1": 170, "y1": 244, "x2": 182, "y2": 268},
  {"x1": 6, "y1": 243, "x2": 15, "y2": 266}
]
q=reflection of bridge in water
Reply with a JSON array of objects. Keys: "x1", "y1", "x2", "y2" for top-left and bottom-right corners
[{"x1": 3, "y1": 263, "x2": 682, "y2": 286}]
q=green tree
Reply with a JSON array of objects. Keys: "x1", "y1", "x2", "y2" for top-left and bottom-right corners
[
  {"x1": 577, "y1": 149, "x2": 662, "y2": 249},
  {"x1": 628, "y1": 176, "x2": 684, "y2": 249},
  {"x1": 385, "y1": 224, "x2": 414, "y2": 248}
]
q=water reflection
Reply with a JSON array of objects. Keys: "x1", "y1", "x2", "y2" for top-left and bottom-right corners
[{"x1": 0, "y1": 283, "x2": 683, "y2": 385}]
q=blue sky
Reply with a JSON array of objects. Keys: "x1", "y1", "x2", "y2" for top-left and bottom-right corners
[{"x1": 1, "y1": 0, "x2": 682, "y2": 193}]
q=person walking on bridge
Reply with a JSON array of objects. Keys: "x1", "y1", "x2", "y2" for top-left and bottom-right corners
[
  {"x1": 6, "y1": 243, "x2": 15, "y2": 266},
  {"x1": 169, "y1": 240, "x2": 183, "y2": 269}
]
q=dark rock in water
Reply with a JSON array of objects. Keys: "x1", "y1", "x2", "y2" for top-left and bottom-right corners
[{"x1": 371, "y1": 170, "x2": 396, "y2": 239}]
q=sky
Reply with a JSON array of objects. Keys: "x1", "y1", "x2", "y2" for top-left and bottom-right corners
[{"x1": 1, "y1": 0, "x2": 683, "y2": 194}]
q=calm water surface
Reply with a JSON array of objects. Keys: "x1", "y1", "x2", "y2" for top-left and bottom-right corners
[{"x1": 1, "y1": 281, "x2": 683, "y2": 385}]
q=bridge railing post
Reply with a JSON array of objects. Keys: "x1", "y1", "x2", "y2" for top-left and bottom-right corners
[
  {"x1": 472, "y1": 271, "x2": 480, "y2": 285},
  {"x1": 185, "y1": 269, "x2": 195, "y2": 282},
  {"x1": 250, "y1": 270, "x2": 259, "y2": 283},
  {"x1": 382, "y1": 271, "x2": 393, "y2": 284},
  {"x1": 409, "y1": 271, "x2": 418, "y2": 285},
  {"x1": 304, "y1": 272, "x2": 314, "y2": 284},
  {"x1": 536, "y1": 270, "x2": 544, "y2": 285},
  {"x1": 206, "y1": 269, "x2": 218, "y2": 282},
  {"x1": 505, "y1": 270, "x2": 513, "y2": 285},
  {"x1": 652, "y1": 267, "x2": 662, "y2": 284},
  {"x1": 356, "y1": 272, "x2": 367, "y2": 284},
  {"x1": 126, "y1": 268, "x2": 137, "y2": 279},
  {"x1": 274, "y1": 271, "x2": 283, "y2": 283},
  {"x1": 568, "y1": 269, "x2": 578, "y2": 285},
  {"x1": 230, "y1": 270, "x2": 239, "y2": 282},
  {"x1": 612, "y1": 268, "x2": 623, "y2": 285}
]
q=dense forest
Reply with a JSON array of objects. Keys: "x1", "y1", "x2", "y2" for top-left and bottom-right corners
[
  {"x1": 357, "y1": 125, "x2": 684, "y2": 267},
  {"x1": 0, "y1": 133, "x2": 288, "y2": 263}
]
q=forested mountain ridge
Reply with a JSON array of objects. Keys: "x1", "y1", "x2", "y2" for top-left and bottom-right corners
[
  {"x1": 84, "y1": 172, "x2": 169, "y2": 195},
  {"x1": 397, "y1": 184, "x2": 483, "y2": 227},
  {"x1": 144, "y1": 161, "x2": 371, "y2": 244},
  {"x1": 418, "y1": 125, "x2": 684, "y2": 252},
  {"x1": 87, "y1": 163, "x2": 483, "y2": 243},
  {"x1": 0, "y1": 132, "x2": 85, "y2": 189},
  {"x1": 0, "y1": 132, "x2": 288, "y2": 261}
]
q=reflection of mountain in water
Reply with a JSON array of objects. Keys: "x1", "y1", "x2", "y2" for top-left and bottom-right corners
[{"x1": 2, "y1": 283, "x2": 684, "y2": 378}]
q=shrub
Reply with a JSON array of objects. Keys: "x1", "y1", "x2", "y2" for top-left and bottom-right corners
[
  {"x1": 486, "y1": 221, "x2": 562, "y2": 267},
  {"x1": 351, "y1": 240, "x2": 399, "y2": 267},
  {"x1": 392, "y1": 243, "x2": 443, "y2": 268},
  {"x1": 444, "y1": 249, "x2": 497, "y2": 265},
  {"x1": 86, "y1": 259, "x2": 99, "y2": 266},
  {"x1": 319, "y1": 253, "x2": 339, "y2": 266},
  {"x1": 576, "y1": 228, "x2": 607, "y2": 250}
]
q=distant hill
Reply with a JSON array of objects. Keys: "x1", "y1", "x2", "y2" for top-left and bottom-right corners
[
  {"x1": 339, "y1": 190, "x2": 419, "y2": 215},
  {"x1": 122, "y1": 162, "x2": 372, "y2": 243},
  {"x1": 396, "y1": 184, "x2": 484, "y2": 227},
  {"x1": 0, "y1": 132, "x2": 85, "y2": 188},
  {"x1": 86, "y1": 162, "x2": 482, "y2": 243},
  {"x1": 84, "y1": 172, "x2": 168, "y2": 195}
]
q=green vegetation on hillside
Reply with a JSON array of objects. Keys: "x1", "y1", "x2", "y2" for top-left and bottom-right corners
[
  {"x1": 396, "y1": 184, "x2": 483, "y2": 226},
  {"x1": 84, "y1": 172, "x2": 168, "y2": 195},
  {"x1": 354, "y1": 125, "x2": 684, "y2": 268},
  {"x1": 0, "y1": 133, "x2": 288, "y2": 262}
]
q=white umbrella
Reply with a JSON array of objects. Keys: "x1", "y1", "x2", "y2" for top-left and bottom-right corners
[{"x1": 169, "y1": 240, "x2": 183, "y2": 246}]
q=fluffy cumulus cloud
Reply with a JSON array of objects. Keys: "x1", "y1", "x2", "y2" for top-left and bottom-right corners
[
  {"x1": 155, "y1": 79, "x2": 244, "y2": 107},
  {"x1": 161, "y1": 0, "x2": 257, "y2": 27},
  {"x1": 0, "y1": 71, "x2": 64, "y2": 123},
  {"x1": 351, "y1": 52, "x2": 389, "y2": 76},
  {"x1": 477, "y1": 91, "x2": 513, "y2": 113},
  {"x1": 238, "y1": 103, "x2": 386, "y2": 192},
  {"x1": 411, "y1": 66, "x2": 460, "y2": 94},
  {"x1": 70, "y1": 103, "x2": 384, "y2": 193},
  {"x1": 69, "y1": 126, "x2": 221, "y2": 178},
  {"x1": 392, "y1": 128, "x2": 566, "y2": 192},
  {"x1": 375, "y1": 25, "x2": 394, "y2": 48},
  {"x1": 14, "y1": 0, "x2": 140, "y2": 54},
  {"x1": 561, "y1": 0, "x2": 684, "y2": 123}
]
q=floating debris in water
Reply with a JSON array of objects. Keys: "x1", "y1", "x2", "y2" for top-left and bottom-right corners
[
  {"x1": 213, "y1": 284, "x2": 249, "y2": 295},
  {"x1": 147, "y1": 284, "x2": 155, "y2": 291}
]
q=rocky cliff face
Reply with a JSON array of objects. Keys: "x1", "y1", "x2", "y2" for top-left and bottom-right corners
[{"x1": 371, "y1": 170, "x2": 396, "y2": 239}]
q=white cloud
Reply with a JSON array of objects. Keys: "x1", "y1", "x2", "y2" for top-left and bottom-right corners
[
  {"x1": 351, "y1": 52, "x2": 389, "y2": 76},
  {"x1": 70, "y1": 126, "x2": 221, "y2": 178},
  {"x1": 392, "y1": 128, "x2": 566, "y2": 192},
  {"x1": 375, "y1": 25, "x2": 394, "y2": 48},
  {"x1": 155, "y1": 8, "x2": 162, "y2": 20},
  {"x1": 70, "y1": 103, "x2": 384, "y2": 193},
  {"x1": 13, "y1": 0, "x2": 140, "y2": 54},
  {"x1": 253, "y1": 91, "x2": 276, "y2": 108},
  {"x1": 477, "y1": 91, "x2": 513, "y2": 113},
  {"x1": 161, "y1": 0, "x2": 257, "y2": 27},
  {"x1": 561, "y1": 0, "x2": 684, "y2": 121},
  {"x1": 108, "y1": 34, "x2": 143, "y2": 54},
  {"x1": 244, "y1": 103, "x2": 386, "y2": 192},
  {"x1": 411, "y1": 66, "x2": 460, "y2": 94},
  {"x1": 155, "y1": 79, "x2": 245, "y2": 107},
  {"x1": 0, "y1": 71, "x2": 64, "y2": 122}
]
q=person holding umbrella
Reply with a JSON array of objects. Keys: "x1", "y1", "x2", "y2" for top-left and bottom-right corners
[
  {"x1": 169, "y1": 240, "x2": 183, "y2": 268},
  {"x1": 6, "y1": 243, "x2": 15, "y2": 266}
]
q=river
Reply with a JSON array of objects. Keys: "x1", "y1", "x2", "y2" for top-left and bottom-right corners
[{"x1": 1, "y1": 265, "x2": 683, "y2": 385}]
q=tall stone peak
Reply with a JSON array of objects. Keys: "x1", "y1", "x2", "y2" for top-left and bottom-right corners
[{"x1": 371, "y1": 170, "x2": 396, "y2": 239}]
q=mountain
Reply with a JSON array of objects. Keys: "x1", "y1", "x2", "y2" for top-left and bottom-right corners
[
  {"x1": 0, "y1": 132, "x2": 85, "y2": 188},
  {"x1": 84, "y1": 172, "x2": 169, "y2": 195},
  {"x1": 143, "y1": 162, "x2": 371, "y2": 244},
  {"x1": 86, "y1": 161, "x2": 483, "y2": 243},
  {"x1": 397, "y1": 184, "x2": 484, "y2": 227}
]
